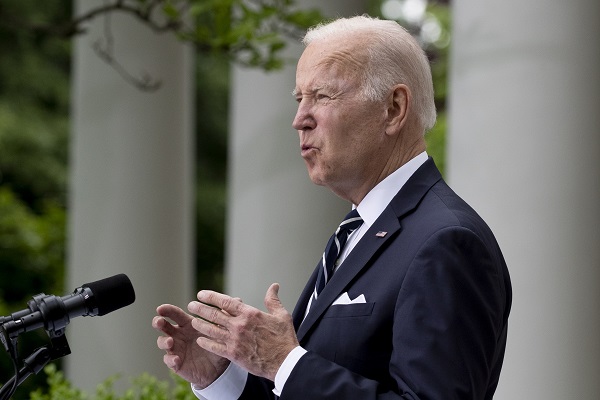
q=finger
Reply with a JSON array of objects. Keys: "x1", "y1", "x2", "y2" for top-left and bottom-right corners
[
  {"x1": 163, "y1": 353, "x2": 182, "y2": 371},
  {"x1": 152, "y1": 315, "x2": 165, "y2": 330},
  {"x1": 264, "y1": 283, "x2": 286, "y2": 316},
  {"x1": 156, "y1": 304, "x2": 193, "y2": 326},
  {"x1": 196, "y1": 336, "x2": 228, "y2": 360},
  {"x1": 196, "y1": 290, "x2": 244, "y2": 316},
  {"x1": 152, "y1": 314, "x2": 184, "y2": 338},
  {"x1": 156, "y1": 335, "x2": 174, "y2": 351},
  {"x1": 188, "y1": 301, "x2": 232, "y2": 329},
  {"x1": 191, "y1": 316, "x2": 229, "y2": 341},
  {"x1": 152, "y1": 315, "x2": 172, "y2": 334}
]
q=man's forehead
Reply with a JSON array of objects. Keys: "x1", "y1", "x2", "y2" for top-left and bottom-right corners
[
  {"x1": 295, "y1": 43, "x2": 364, "y2": 86},
  {"x1": 303, "y1": 37, "x2": 364, "y2": 63}
]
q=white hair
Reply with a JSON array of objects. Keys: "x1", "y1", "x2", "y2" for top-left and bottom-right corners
[{"x1": 303, "y1": 15, "x2": 437, "y2": 132}]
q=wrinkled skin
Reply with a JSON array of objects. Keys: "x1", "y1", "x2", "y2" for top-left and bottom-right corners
[
  {"x1": 153, "y1": 283, "x2": 298, "y2": 386},
  {"x1": 188, "y1": 283, "x2": 299, "y2": 382},
  {"x1": 152, "y1": 303, "x2": 230, "y2": 388}
]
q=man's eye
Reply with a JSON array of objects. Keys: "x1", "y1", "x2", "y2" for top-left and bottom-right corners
[{"x1": 317, "y1": 94, "x2": 330, "y2": 101}]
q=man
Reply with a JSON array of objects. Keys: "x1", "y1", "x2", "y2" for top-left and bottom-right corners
[{"x1": 153, "y1": 15, "x2": 511, "y2": 399}]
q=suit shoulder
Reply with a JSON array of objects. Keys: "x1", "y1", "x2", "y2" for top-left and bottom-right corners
[{"x1": 412, "y1": 179, "x2": 498, "y2": 241}]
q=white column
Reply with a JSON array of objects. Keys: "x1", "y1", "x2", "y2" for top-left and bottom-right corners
[
  {"x1": 225, "y1": 0, "x2": 367, "y2": 310},
  {"x1": 66, "y1": 0, "x2": 194, "y2": 390},
  {"x1": 448, "y1": 1, "x2": 600, "y2": 398}
]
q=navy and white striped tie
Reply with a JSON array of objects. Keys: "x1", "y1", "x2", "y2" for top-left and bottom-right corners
[{"x1": 313, "y1": 209, "x2": 363, "y2": 300}]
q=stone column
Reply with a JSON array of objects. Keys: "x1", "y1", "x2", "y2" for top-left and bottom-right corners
[
  {"x1": 66, "y1": 0, "x2": 195, "y2": 389},
  {"x1": 448, "y1": 0, "x2": 600, "y2": 398},
  {"x1": 225, "y1": 0, "x2": 368, "y2": 311}
]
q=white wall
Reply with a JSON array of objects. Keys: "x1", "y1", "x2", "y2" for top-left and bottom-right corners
[
  {"x1": 66, "y1": 0, "x2": 195, "y2": 389},
  {"x1": 448, "y1": 0, "x2": 600, "y2": 398}
]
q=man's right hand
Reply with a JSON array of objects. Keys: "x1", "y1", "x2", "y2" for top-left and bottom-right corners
[{"x1": 152, "y1": 304, "x2": 230, "y2": 388}]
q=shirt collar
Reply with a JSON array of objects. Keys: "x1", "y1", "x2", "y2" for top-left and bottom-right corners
[{"x1": 355, "y1": 151, "x2": 428, "y2": 228}]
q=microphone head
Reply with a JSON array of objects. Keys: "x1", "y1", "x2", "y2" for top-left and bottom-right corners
[{"x1": 83, "y1": 274, "x2": 136, "y2": 316}]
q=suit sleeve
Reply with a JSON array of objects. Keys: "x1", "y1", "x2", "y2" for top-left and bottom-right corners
[
  {"x1": 239, "y1": 374, "x2": 276, "y2": 399},
  {"x1": 277, "y1": 226, "x2": 508, "y2": 400}
]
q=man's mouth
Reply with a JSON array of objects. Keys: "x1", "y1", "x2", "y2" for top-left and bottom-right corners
[{"x1": 301, "y1": 144, "x2": 316, "y2": 156}]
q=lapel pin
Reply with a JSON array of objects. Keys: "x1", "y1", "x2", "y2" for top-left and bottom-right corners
[{"x1": 375, "y1": 231, "x2": 388, "y2": 238}]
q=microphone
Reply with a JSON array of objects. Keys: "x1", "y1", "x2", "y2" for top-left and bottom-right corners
[{"x1": 0, "y1": 274, "x2": 135, "y2": 339}]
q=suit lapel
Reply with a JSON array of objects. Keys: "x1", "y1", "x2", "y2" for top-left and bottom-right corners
[
  {"x1": 296, "y1": 208, "x2": 401, "y2": 341},
  {"x1": 292, "y1": 267, "x2": 318, "y2": 330},
  {"x1": 294, "y1": 158, "x2": 443, "y2": 342}
]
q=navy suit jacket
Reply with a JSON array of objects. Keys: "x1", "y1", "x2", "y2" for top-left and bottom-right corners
[{"x1": 240, "y1": 158, "x2": 511, "y2": 399}]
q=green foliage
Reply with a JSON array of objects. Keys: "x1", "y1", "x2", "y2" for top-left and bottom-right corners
[
  {"x1": 0, "y1": 187, "x2": 66, "y2": 301},
  {"x1": 427, "y1": 2, "x2": 451, "y2": 107},
  {"x1": 425, "y1": 112, "x2": 447, "y2": 175},
  {"x1": 0, "y1": 0, "x2": 70, "y2": 290},
  {"x1": 0, "y1": 3, "x2": 71, "y2": 396},
  {"x1": 0, "y1": 102, "x2": 69, "y2": 212},
  {"x1": 0, "y1": 0, "x2": 71, "y2": 211},
  {"x1": 0, "y1": 1, "x2": 71, "y2": 113},
  {"x1": 28, "y1": 364, "x2": 84, "y2": 400},
  {"x1": 182, "y1": 0, "x2": 323, "y2": 70},
  {"x1": 28, "y1": 364, "x2": 197, "y2": 400},
  {"x1": 0, "y1": 185, "x2": 67, "y2": 398},
  {"x1": 194, "y1": 53, "x2": 230, "y2": 292},
  {"x1": 0, "y1": 0, "x2": 323, "y2": 72}
]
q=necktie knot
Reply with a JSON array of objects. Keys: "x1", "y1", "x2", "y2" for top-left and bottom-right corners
[
  {"x1": 336, "y1": 209, "x2": 363, "y2": 236},
  {"x1": 314, "y1": 209, "x2": 363, "y2": 299}
]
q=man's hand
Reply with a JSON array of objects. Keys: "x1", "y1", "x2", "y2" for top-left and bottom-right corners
[
  {"x1": 188, "y1": 283, "x2": 299, "y2": 381},
  {"x1": 152, "y1": 304, "x2": 230, "y2": 388}
]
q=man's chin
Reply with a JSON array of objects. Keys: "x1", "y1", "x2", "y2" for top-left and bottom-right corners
[{"x1": 306, "y1": 171, "x2": 327, "y2": 187}]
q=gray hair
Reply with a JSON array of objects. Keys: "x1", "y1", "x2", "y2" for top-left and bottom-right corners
[{"x1": 303, "y1": 15, "x2": 437, "y2": 132}]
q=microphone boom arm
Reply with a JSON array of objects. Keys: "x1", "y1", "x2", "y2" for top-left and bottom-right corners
[{"x1": 0, "y1": 327, "x2": 71, "y2": 400}]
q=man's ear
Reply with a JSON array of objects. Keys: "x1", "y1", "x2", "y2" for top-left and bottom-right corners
[{"x1": 385, "y1": 84, "x2": 410, "y2": 136}]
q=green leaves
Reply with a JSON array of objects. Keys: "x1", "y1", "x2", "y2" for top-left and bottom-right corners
[
  {"x1": 29, "y1": 365, "x2": 84, "y2": 400},
  {"x1": 1, "y1": 1, "x2": 323, "y2": 71},
  {"x1": 29, "y1": 365, "x2": 198, "y2": 400},
  {"x1": 179, "y1": 0, "x2": 323, "y2": 70}
]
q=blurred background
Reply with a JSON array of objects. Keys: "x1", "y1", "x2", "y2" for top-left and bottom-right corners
[{"x1": 0, "y1": 0, "x2": 598, "y2": 399}]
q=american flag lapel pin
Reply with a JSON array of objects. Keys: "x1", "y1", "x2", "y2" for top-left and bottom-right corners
[{"x1": 375, "y1": 231, "x2": 387, "y2": 238}]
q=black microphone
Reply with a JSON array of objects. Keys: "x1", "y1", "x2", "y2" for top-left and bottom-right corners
[{"x1": 0, "y1": 274, "x2": 135, "y2": 339}]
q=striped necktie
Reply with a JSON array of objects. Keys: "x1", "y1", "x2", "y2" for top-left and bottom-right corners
[{"x1": 313, "y1": 209, "x2": 363, "y2": 300}]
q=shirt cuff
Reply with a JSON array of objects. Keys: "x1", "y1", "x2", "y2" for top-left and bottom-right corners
[
  {"x1": 191, "y1": 362, "x2": 247, "y2": 400},
  {"x1": 272, "y1": 346, "x2": 308, "y2": 396}
]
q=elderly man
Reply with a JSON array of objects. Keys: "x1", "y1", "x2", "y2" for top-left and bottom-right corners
[{"x1": 153, "y1": 15, "x2": 511, "y2": 400}]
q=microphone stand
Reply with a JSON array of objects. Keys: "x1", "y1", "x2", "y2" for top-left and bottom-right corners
[{"x1": 0, "y1": 323, "x2": 71, "y2": 400}]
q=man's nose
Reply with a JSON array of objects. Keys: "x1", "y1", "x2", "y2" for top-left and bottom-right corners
[{"x1": 292, "y1": 102, "x2": 315, "y2": 131}]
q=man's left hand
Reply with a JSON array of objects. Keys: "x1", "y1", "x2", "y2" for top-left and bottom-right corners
[{"x1": 187, "y1": 283, "x2": 299, "y2": 381}]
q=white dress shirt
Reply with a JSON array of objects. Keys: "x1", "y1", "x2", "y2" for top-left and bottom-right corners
[{"x1": 193, "y1": 152, "x2": 429, "y2": 399}]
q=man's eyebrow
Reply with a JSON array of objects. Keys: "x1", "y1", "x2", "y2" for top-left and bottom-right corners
[{"x1": 291, "y1": 86, "x2": 327, "y2": 97}]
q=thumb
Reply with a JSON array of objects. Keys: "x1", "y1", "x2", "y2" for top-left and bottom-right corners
[{"x1": 264, "y1": 283, "x2": 286, "y2": 315}]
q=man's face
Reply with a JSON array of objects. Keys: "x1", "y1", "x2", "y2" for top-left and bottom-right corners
[{"x1": 292, "y1": 39, "x2": 389, "y2": 201}]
